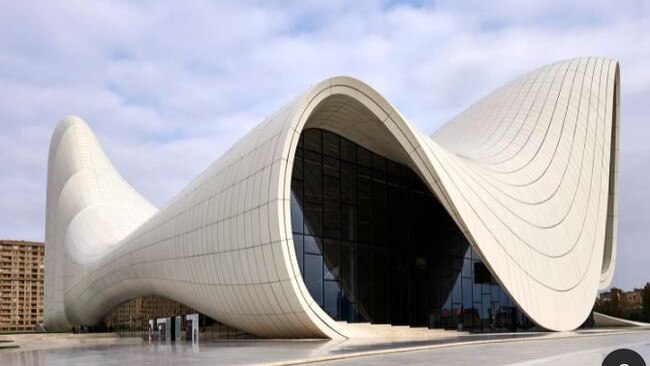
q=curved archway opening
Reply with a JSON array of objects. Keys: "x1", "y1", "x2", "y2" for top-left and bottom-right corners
[
  {"x1": 101, "y1": 295, "x2": 253, "y2": 340},
  {"x1": 290, "y1": 123, "x2": 529, "y2": 331}
]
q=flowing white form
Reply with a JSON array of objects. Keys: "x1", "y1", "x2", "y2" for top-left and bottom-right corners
[{"x1": 44, "y1": 57, "x2": 620, "y2": 338}]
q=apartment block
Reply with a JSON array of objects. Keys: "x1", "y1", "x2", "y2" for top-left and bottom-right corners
[{"x1": 0, "y1": 240, "x2": 44, "y2": 332}]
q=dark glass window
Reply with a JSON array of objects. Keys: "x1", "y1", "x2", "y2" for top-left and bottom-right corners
[
  {"x1": 304, "y1": 235, "x2": 321, "y2": 255},
  {"x1": 474, "y1": 262, "x2": 494, "y2": 284},
  {"x1": 340, "y1": 204, "x2": 356, "y2": 241},
  {"x1": 340, "y1": 161, "x2": 356, "y2": 203},
  {"x1": 323, "y1": 130, "x2": 340, "y2": 158},
  {"x1": 294, "y1": 234, "x2": 304, "y2": 273},
  {"x1": 324, "y1": 280, "x2": 341, "y2": 318},
  {"x1": 304, "y1": 203, "x2": 322, "y2": 237},
  {"x1": 341, "y1": 138, "x2": 356, "y2": 163},
  {"x1": 303, "y1": 129, "x2": 322, "y2": 153},
  {"x1": 372, "y1": 155, "x2": 387, "y2": 182},
  {"x1": 290, "y1": 192, "x2": 303, "y2": 234},
  {"x1": 291, "y1": 128, "x2": 529, "y2": 331},
  {"x1": 305, "y1": 254, "x2": 323, "y2": 306}
]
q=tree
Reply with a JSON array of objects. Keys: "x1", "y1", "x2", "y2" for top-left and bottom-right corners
[
  {"x1": 619, "y1": 288, "x2": 630, "y2": 318},
  {"x1": 642, "y1": 283, "x2": 650, "y2": 322}
]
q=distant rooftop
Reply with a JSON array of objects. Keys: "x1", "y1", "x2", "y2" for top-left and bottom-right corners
[{"x1": 0, "y1": 240, "x2": 44, "y2": 246}]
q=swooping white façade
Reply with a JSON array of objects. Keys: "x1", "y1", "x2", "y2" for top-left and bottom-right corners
[{"x1": 44, "y1": 57, "x2": 620, "y2": 338}]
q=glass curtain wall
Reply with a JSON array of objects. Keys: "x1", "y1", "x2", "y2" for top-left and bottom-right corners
[{"x1": 291, "y1": 128, "x2": 532, "y2": 331}]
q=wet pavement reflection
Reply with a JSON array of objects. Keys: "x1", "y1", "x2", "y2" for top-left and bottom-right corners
[{"x1": 0, "y1": 329, "x2": 648, "y2": 366}]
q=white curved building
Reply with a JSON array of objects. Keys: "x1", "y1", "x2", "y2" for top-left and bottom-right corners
[{"x1": 44, "y1": 57, "x2": 620, "y2": 338}]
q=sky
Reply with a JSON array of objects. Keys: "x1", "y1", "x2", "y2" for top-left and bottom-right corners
[{"x1": 0, "y1": 0, "x2": 648, "y2": 290}]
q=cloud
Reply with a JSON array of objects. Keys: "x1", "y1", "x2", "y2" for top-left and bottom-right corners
[{"x1": 0, "y1": 0, "x2": 648, "y2": 289}]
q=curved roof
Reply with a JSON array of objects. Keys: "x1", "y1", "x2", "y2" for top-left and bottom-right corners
[{"x1": 44, "y1": 57, "x2": 619, "y2": 337}]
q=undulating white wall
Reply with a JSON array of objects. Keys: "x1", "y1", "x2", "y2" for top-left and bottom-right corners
[{"x1": 44, "y1": 57, "x2": 619, "y2": 337}]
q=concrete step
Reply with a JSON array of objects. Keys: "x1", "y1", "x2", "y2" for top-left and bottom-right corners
[{"x1": 334, "y1": 321, "x2": 465, "y2": 339}]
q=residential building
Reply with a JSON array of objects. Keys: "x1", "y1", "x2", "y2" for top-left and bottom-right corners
[{"x1": 0, "y1": 240, "x2": 44, "y2": 332}]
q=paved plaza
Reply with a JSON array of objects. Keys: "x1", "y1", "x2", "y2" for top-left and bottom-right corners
[
  {"x1": 316, "y1": 330, "x2": 650, "y2": 366},
  {"x1": 0, "y1": 329, "x2": 648, "y2": 365}
]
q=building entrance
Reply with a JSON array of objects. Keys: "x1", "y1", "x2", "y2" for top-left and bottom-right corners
[{"x1": 291, "y1": 128, "x2": 530, "y2": 331}]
